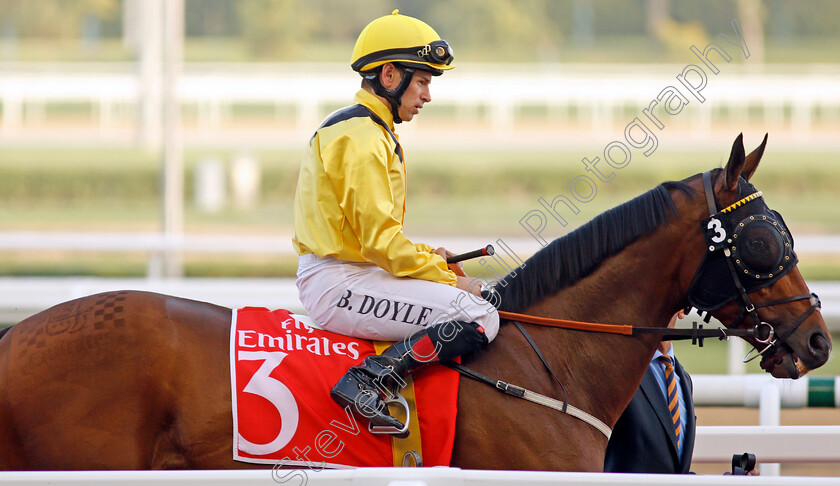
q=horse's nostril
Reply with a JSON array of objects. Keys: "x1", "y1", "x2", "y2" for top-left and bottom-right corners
[{"x1": 809, "y1": 332, "x2": 832, "y2": 359}]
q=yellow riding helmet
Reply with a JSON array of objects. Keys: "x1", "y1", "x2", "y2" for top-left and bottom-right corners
[{"x1": 351, "y1": 10, "x2": 455, "y2": 76}]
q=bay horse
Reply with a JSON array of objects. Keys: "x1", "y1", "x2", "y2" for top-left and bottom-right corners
[{"x1": 0, "y1": 134, "x2": 831, "y2": 471}]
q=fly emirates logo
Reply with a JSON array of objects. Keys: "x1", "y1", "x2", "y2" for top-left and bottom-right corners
[{"x1": 237, "y1": 317, "x2": 360, "y2": 360}]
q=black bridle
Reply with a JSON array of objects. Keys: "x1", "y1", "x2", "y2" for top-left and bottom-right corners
[{"x1": 689, "y1": 170, "x2": 821, "y2": 362}]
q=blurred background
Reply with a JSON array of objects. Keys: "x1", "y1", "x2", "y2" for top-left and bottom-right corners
[{"x1": 1, "y1": 0, "x2": 839, "y2": 475}]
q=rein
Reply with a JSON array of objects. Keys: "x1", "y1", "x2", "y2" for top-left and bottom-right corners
[{"x1": 497, "y1": 310, "x2": 757, "y2": 345}]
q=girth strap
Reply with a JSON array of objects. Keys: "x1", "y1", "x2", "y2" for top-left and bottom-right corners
[
  {"x1": 440, "y1": 319, "x2": 615, "y2": 438},
  {"x1": 512, "y1": 321, "x2": 568, "y2": 413},
  {"x1": 442, "y1": 361, "x2": 611, "y2": 438}
]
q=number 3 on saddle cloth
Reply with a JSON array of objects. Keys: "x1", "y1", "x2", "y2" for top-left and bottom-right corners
[{"x1": 230, "y1": 307, "x2": 459, "y2": 468}]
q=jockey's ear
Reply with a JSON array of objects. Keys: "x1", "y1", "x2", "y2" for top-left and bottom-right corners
[
  {"x1": 741, "y1": 133, "x2": 768, "y2": 182},
  {"x1": 722, "y1": 133, "x2": 746, "y2": 192}
]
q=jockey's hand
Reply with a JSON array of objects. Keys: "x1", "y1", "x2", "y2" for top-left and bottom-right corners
[
  {"x1": 456, "y1": 276, "x2": 484, "y2": 297},
  {"x1": 432, "y1": 247, "x2": 467, "y2": 277}
]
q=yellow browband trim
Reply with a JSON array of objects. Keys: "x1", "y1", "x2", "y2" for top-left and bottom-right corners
[{"x1": 720, "y1": 191, "x2": 763, "y2": 214}]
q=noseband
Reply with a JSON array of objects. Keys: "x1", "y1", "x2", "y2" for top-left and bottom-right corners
[{"x1": 689, "y1": 170, "x2": 821, "y2": 362}]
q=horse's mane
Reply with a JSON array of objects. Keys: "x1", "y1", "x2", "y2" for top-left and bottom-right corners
[{"x1": 494, "y1": 181, "x2": 695, "y2": 313}]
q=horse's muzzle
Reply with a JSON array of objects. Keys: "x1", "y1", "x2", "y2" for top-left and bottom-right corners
[{"x1": 804, "y1": 329, "x2": 832, "y2": 369}]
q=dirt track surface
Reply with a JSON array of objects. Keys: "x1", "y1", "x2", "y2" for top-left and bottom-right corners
[{"x1": 693, "y1": 407, "x2": 840, "y2": 476}]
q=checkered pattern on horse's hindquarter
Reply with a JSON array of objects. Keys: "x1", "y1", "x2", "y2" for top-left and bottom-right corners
[{"x1": 93, "y1": 292, "x2": 128, "y2": 330}]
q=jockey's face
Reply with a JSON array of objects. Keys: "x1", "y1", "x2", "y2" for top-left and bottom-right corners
[{"x1": 397, "y1": 69, "x2": 432, "y2": 123}]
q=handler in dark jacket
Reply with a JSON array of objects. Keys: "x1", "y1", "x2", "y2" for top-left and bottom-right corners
[{"x1": 604, "y1": 310, "x2": 695, "y2": 474}]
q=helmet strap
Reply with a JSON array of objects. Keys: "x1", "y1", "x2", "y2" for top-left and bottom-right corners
[{"x1": 364, "y1": 65, "x2": 416, "y2": 124}]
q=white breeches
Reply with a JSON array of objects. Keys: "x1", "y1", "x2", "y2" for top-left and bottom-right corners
[{"x1": 296, "y1": 254, "x2": 499, "y2": 342}]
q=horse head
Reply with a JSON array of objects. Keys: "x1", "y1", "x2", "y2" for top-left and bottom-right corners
[{"x1": 680, "y1": 133, "x2": 831, "y2": 378}]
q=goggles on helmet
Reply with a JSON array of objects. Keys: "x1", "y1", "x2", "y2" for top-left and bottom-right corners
[
  {"x1": 416, "y1": 40, "x2": 454, "y2": 66},
  {"x1": 351, "y1": 39, "x2": 454, "y2": 74}
]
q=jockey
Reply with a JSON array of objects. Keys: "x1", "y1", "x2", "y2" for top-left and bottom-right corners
[{"x1": 292, "y1": 10, "x2": 500, "y2": 434}]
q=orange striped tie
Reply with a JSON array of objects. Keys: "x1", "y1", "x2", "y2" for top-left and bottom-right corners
[{"x1": 659, "y1": 355, "x2": 682, "y2": 449}]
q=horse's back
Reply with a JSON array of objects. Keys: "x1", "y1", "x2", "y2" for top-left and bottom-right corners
[{"x1": 0, "y1": 291, "x2": 237, "y2": 470}]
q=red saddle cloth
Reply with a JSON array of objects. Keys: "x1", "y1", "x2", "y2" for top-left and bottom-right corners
[{"x1": 230, "y1": 307, "x2": 460, "y2": 468}]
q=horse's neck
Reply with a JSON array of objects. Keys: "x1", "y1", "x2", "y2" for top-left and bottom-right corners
[{"x1": 490, "y1": 225, "x2": 688, "y2": 428}]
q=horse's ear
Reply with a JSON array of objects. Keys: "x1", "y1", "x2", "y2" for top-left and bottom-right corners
[
  {"x1": 741, "y1": 133, "x2": 768, "y2": 182},
  {"x1": 723, "y1": 133, "x2": 746, "y2": 191}
]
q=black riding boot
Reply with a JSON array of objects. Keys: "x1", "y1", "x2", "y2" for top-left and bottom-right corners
[{"x1": 330, "y1": 321, "x2": 488, "y2": 436}]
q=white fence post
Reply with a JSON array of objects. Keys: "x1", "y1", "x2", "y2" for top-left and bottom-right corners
[
  {"x1": 758, "y1": 384, "x2": 781, "y2": 476},
  {"x1": 726, "y1": 339, "x2": 746, "y2": 375},
  {"x1": 194, "y1": 158, "x2": 226, "y2": 213}
]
